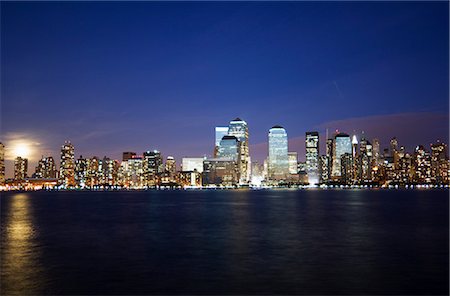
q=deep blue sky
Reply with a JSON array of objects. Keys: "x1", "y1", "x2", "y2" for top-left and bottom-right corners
[{"x1": 1, "y1": 1, "x2": 449, "y2": 175}]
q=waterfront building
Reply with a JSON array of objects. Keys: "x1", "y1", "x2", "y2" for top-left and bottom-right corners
[
  {"x1": 202, "y1": 158, "x2": 238, "y2": 186},
  {"x1": 177, "y1": 170, "x2": 202, "y2": 187},
  {"x1": 340, "y1": 153, "x2": 353, "y2": 184},
  {"x1": 35, "y1": 156, "x2": 57, "y2": 179},
  {"x1": 14, "y1": 156, "x2": 28, "y2": 180},
  {"x1": 268, "y1": 126, "x2": 289, "y2": 181},
  {"x1": 0, "y1": 143, "x2": 5, "y2": 185},
  {"x1": 358, "y1": 137, "x2": 372, "y2": 182},
  {"x1": 227, "y1": 118, "x2": 250, "y2": 183},
  {"x1": 414, "y1": 145, "x2": 432, "y2": 183},
  {"x1": 86, "y1": 157, "x2": 100, "y2": 187},
  {"x1": 214, "y1": 126, "x2": 229, "y2": 157},
  {"x1": 100, "y1": 157, "x2": 119, "y2": 186},
  {"x1": 75, "y1": 155, "x2": 88, "y2": 187},
  {"x1": 326, "y1": 138, "x2": 334, "y2": 180},
  {"x1": 127, "y1": 156, "x2": 144, "y2": 188},
  {"x1": 305, "y1": 132, "x2": 319, "y2": 184},
  {"x1": 332, "y1": 133, "x2": 352, "y2": 178},
  {"x1": 431, "y1": 141, "x2": 448, "y2": 184},
  {"x1": 59, "y1": 141, "x2": 75, "y2": 187},
  {"x1": 218, "y1": 135, "x2": 240, "y2": 162},
  {"x1": 288, "y1": 152, "x2": 298, "y2": 174},
  {"x1": 182, "y1": 157, "x2": 204, "y2": 173},
  {"x1": 397, "y1": 153, "x2": 413, "y2": 184},
  {"x1": 319, "y1": 155, "x2": 329, "y2": 183},
  {"x1": 165, "y1": 156, "x2": 177, "y2": 175},
  {"x1": 143, "y1": 150, "x2": 163, "y2": 186}
]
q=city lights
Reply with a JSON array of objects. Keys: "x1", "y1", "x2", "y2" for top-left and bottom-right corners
[{"x1": 0, "y1": 117, "x2": 448, "y2": 191}]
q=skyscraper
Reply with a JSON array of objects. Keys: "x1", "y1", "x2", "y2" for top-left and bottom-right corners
[
  {"x1": 75, "y1": 155, "x2": 88, "y2": 187},
  {"x1": 227, "y1": 118, "x2": 250, "y2": 183},
  {"x1": 14, "y1": 156, "x2": 28, "y2": 180},
  {"x1": 305, "y1": 132, "x2": 319, "y2": 184},
  {"x1": 214, "y1": 126, "x2": 229, "y2": 157},
  {"x1": 332, "y1": 133, "x2": 352, "y2": 178},
  {"x1": 326, "y1": 138, "x2": 334, "y2": 181},
  {"x1": 288, "y1": 152, "x2": 298, "y2": 174},
  {"x1": 0, "y1": 143, "x2": 5, "y2": 185},
  {"x1": 165, "y1": 156, "x2": 177, "y2": 175},
  {"x1": 268, "y1": 125, "x2": 289, "y2": 180},
  {"x1": 143, "y1": 150, "x2": 163, "y2": 186},
  {"x1": 35, "y1": 156, "x2": 57, "y2": 178},
  {"x1": 431, "y1": 141, "x2": 448, "y2": 184},
  {"x1": 217, "y1": 135, "x2": 240, "y2": 161},
  {"x1": 60, "y1": 141, "x2": 75, "y2": 187}
]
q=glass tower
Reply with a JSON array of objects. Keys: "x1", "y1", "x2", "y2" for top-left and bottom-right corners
[
  {"x1": 218, "y1": 135, "x2": 240, "y2": 161},
  {"x1": 332, "y1": 133, "x2": 352, "y2": 178},
  {"x1": 268, "y1": 126, "x2": 289, "y2": 180},
  {"x1": 228, "y1": 118, "x2": 249, "y2": 183},
  {"x1": 305, "y1": 131, "x2": 319, "y2": 184}
]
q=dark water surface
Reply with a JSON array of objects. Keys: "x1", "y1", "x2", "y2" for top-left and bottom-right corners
[{"x1": 1, "y1": 190, "x2": 448, "y2": 295}]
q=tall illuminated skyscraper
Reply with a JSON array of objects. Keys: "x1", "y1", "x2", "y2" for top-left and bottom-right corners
[
  {"x1": 14, "y1": 156, "x2": 28, "y2": 180},
  {"x1": 218, "y1": 136, "x2": 240, "y2": 161},
  {"x1": 75, "y1": 155, "x2": 88, "y2": 187},
  {"x1": 305, "y1": 132, "x2": 319, "y2": 184},
  {"x1": 60, "y1": 141, "x2": 75, "y2": 187},
  {"x1": 326, "y1": 138, "x2": 334, "y2": 180},
  {"x1": 268, "y1": 125, "x2": 289, "y2": 180},
  {"x1": 165, "y1": 156, "x2": 177, "y2": 175},
  {"x1": 0, "y1": 143, "x2": 5, "y2": 185},
  {"x1": 35, "y1": 156, "x2": 57, "y2": 178},
  {"x1": 332, "y1": 133, "x2": 352, "y2": 178},
  {"x1": 143, "y1": 150, "x2": 163, "y2": 186},
  {"x1": 214, "y1": 127, "x2": 229, "y2": 157},
  {"x1": 227, "y1": 118, "x2": 250, "y2": 183},
  {"x1": 288, "y1": 152, "x2": 298, "y2": 174}
]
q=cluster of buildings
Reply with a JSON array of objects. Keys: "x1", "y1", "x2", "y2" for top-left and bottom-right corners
[{"x1": 0, "y1": 118, "x2": 448, "y2": 190}]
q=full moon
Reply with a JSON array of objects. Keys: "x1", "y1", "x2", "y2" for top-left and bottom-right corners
[{"x1": 13, "y1": 143, "x2": 31, "y2": 158}]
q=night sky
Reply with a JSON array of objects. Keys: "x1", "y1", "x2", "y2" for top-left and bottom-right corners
[{"x1": 1, "y1": 1, "x2": 449, "y2": 177}]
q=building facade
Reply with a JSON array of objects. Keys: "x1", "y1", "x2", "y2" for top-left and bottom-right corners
[{"x1": 268, "y1": 126, "x2": 289, "y2": 181}]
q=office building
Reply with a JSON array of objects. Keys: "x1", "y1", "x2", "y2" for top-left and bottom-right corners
[
  {"x1": 182, "y1": 157, "x2": 204, "y2": 173},
  {"x1": 268, "y1": 125, "x2": 289, "y2": 180},
  {"x1": 214, "y1": 127, "x2": 229, "y2": 157},
  {"x1": 35, "y1": 156, "x2": 57, "y2": 179},
  {"x1": 14, "y1": 156, "x2": 28, "y2": 180},
  {"x1": 332, "y1": 133, "x2": 352, "y2": 178},
  {"x1": 60, "y1": 141, "x2": 75, "y2": 187},
  {"x1": 217, "y1": 135, "x2": 240, "y2": 161},
  {"x1": 75, "y1": 155, "x2": 88, "y2": 187},
  {"x1": 202, "y1": 158, "x2": 238, "y2": 186},
  {"x1": 288, "y1": 152, "x2": 298, "y2": 174},
  {"x1": 305, "y1": 131, "x2": 319, "y2": 184},
  {"x1": 228, "y1": 118, "x2": 250, "y2": 183}
]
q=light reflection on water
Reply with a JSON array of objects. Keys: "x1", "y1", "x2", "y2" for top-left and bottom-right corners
[
  {"x1": 0, "y1": 190, "x2": 448, "y2": 295},
  {"x1": 1, "y1": 193, "x2": 45, "y2": 295}
]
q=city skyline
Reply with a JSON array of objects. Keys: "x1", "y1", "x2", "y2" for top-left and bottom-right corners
[
  {"x1": 1, "y1": 116, "x2": 448, "y2": 188},
  {"x1": 1, "y1": 1, "x2": 448, "y2": 177}
]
